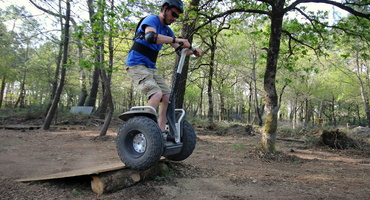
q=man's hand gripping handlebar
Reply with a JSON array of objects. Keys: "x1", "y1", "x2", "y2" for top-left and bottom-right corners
[{"x1": 176, "y1": 42, "x2": 202, "y2": 57}]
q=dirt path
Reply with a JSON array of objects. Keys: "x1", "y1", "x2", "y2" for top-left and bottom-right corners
[{"x1": 0, "y1": 125, "x2": 369, "y2": 199}]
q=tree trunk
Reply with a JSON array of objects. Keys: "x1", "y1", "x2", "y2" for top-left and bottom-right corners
[
  {"x1": 262, "y1": 0, "x2": 285, "y2": 153},
  {"x1": 44, "y1": 3, "x2": 63, "y2": 116},
  {"x1": 219, "y1": 88, "x2": 225, "y2": 121},
  {"x1": 14, "y1": 75, "x2": 26, "y2": 108},
  {"x1": 100, "y1": 0, "x2": 114, "y2": 137},
  {"x1": 51, "y1": 40, "x2": 62, "y2": 103},
  {"x1": 330, "y1": 96, "x2": 336, "y2": 126},
  {"x1": 76, "y1": 38, "x2": 87, "y2": 106},
  {"x1": 77, "y1": 69, "x2": 88, "y2": 106},
  {"x1": 94, "y1": 0, "x2": 108, "y2": 119},
  {"x1": 355, "y1": 50, "x2": 370, "y2": 127},
  {"x1": 196, "y1": 81, "x2": 204, "y2": 117},
  {"x1": 43, "y1": 0, "x2": 71, "y2": 130},
  {"x1": 304, "y1": 99, "x2": 309, "y2": 127},
  {"x1": 175, "y1": 0, "x2": 200, "y2": 109},
  {"x1": 252, "y1": 60, "x2": 262, "y2": 126},
  {"x1": 85, "y1": 0, "x2": 101, "y2": 108},
  {"x1": 292, "y1": 97, "x2": 297, "y2": 129},
  {"x1": 208, "y1": 56, "x2": 215, "y2": 124},
  {"x1": 247, "y1": 80, "x2": 252, "y2": 124},
  {"x1": 85, "y1": 67, "x2": 100, "y2": 107},
  {"x1": 0, "y1": 75, "x2": 6, "y2": 108}
]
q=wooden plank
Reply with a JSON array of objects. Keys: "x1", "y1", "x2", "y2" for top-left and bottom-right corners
[
  {"x1": 16, "y1": 162, "x2": 126, "y2": 182},
  {"x1": 0, "y1": 125, "x2": 42, "y2": 130},
  {"x1": 55, "y1": 125, "x2": 86, "y2": 130},
  {"x1": 0, "y1": 125, "x2": 86, "y2": 130},
  {"x1": 277, "y1": 137, "x2": 305, "y2": 143}
]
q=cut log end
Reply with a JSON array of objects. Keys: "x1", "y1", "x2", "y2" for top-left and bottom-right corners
[
  {"x1": 130, "y1": 173, "x2": 141, "y2": 182},
  {"x1": 91, "y1": 176, "x2": 104, "y2": 195},
  {"x1": 90, "y1": 162, "x2": 166, "y2": 194}
]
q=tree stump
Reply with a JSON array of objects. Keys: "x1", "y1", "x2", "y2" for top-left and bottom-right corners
[
  {"x1": 91, "y1": 162, "x2": 167, "y2": 194},
  {"x1": 245, "y1": 125, "x2": 255, "y2": 135}
]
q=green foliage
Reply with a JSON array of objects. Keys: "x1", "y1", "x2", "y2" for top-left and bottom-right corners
[{"x1": 1, "y1": 0, "x2": 369, "y2": 129}]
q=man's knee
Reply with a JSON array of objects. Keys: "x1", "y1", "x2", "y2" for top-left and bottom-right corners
[
  {"x1": 149, "y1": 91, "x2": 163, "y2": 101},
  {"x1": 161, "y1": 94, "x2": 170, "y2": 103}
]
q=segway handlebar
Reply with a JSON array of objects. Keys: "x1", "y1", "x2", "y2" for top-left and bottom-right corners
[
  {"x1": 177, "y1": 44, "x2": 197, "y2": 74},
  {"x1": 177, "y1": 42, "x2": 198, "y2": 54}
]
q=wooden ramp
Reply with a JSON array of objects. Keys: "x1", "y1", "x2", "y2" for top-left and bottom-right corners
[
  {"x1": 16, "y1": 162, "x2": 126, "y2": 182},
  {"x1": 16, "y1": 161, "x2": 166, "y2": 194},
  {"x1": 0, "y1": 125, "x2": 42, "y2": 130},
  {"x1": 0, "y1": 125, "x2": 85, "y2": 131}
]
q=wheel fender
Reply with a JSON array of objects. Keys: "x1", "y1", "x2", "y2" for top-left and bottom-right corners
[{"x1": 119, "y1": 110, "x2": 157, "y2": 122}]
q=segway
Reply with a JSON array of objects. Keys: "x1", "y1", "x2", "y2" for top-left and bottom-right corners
[{"x1": 116, "y1": 47, "x2": 197, "y2": 170}]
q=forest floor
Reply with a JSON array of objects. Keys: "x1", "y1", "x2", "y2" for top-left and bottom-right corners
[{"x1": 0, "y1": 114, "x2": 369, "y2": 200}]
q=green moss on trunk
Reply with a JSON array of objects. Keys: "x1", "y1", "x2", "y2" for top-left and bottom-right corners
[{"x1": 262, "y1": 113, "x2": 277, "y2": 153}]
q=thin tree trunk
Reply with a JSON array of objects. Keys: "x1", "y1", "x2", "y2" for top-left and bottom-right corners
[
  {"x1": 43, "y1": 0, "x2": 71, "y2": 130},
  {"x1": 76, "y1": 37, "x2": 87, "y2": 106},
  {"x1": 100, "y1": 0, "x2": 115, "y2": 136},
  {"x1": 196, "y1": 81, "x2": 204, "y2": 117},
  {"x1": 304, "y1": 99, "x2": 309, "y2": 127},
  {"x1": 175, "y1": 0, "x2": 200, "y2": 109},
  {"x1": 220, "y1": 93, "x2": 225, "y2": 121},
  {"x1": 330, "y1": 96, "x2": 336, "y2": 126},
  {"x1": 355, "y1": 50, "x2": 370, "y2": 127},
  {"x1": 292, "y1": 97, "x2": 297, "y2": 129},
  {"x1": 51, "y1": 41, "x2": 62, "y2": 102},
  {"x1": 29, "y1": 0, "x2": 62, "y2": 114},
  {"x1": 85, "y1": 0, "x2": 101, "y2": 108},
  {"x1": 0, "y1": 75, "x2": 6, "y2": 108},
  {"x1": 208, "y1": 54, "x2": 215, "y2": 124},
  {"x1": 94, "y1": 0, "x2": 108, "y2": 119},
  {"x1": 252, "y1": 59, "x2": 262, "y2": 126},
  {"x1": 247, "y1": 80, "x2": 252, "y2": 124},
  {"x1": 262, "y1": 0, "x2": 284, "y2": 153},
  {"x1": 14, "y1": 76, "x2": 25, "y2": 108},
  {"x1": 14, "y1": 44, "x2": 29, "y2": 109}
]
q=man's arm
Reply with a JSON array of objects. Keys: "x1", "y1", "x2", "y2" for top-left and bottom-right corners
[
  {"x1": 145, "y1": 26, "x2": 202, "y2": 57},
  {"x1": 144, "y1": 26, "x2": 190, "y2": 47}
]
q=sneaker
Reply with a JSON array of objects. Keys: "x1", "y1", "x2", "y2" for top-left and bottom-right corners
[
  {"x1": 166, "y1": 134, "x2": 176, "y2": 143},
  {"x1": 162, "y1": 130, "x2": 169, "y2": 140},
  {"x1": 162, "y1": 130, "x2": 176, "y2": 143}
]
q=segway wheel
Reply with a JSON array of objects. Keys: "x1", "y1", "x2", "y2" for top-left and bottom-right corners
[
  {"x1": 165, "y1": 120, "x2": 196, "y2": 161},
  {"x1": 117, "y1": 116, "x2": 163, "y2": 170}
]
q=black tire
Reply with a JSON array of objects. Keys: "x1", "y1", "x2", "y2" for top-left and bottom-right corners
[
  {"x1": 165, "y1": 120, "x2": 196, "y2": 161},
  {"x1": 116, "y1": 116, "x2": 163, "y2": 170}
]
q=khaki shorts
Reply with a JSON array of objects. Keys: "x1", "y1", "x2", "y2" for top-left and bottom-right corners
[{"x1": 126, "y1": 65, "x2": 171, "y2": 98}]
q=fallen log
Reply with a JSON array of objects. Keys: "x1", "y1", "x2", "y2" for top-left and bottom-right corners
[
  {"x1": 277, "y1": 137, "x2": 305, "y2": 143},
  {"x1": 91, "y1": 162, "x2": 167, "y2": 194}
]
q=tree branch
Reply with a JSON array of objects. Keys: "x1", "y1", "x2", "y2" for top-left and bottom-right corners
[
  {"x1": 295, "y1": 8, "x2": 326, "y2": 41},
  {"x1": 195, "y1": 8, "x2": 269, "y2": 33},
  {"x1": 293, "y1": 6, "x2": 369, "y2": 42},
  {"x1": 282, "y1": 30, "x2": 318, "y2": 50},
  {"x1": 285, "y1": 0, "x2": 370, "y2": 19},
  {"x1": 29, "y1": 0, "x2": 77, "y2": 26}
]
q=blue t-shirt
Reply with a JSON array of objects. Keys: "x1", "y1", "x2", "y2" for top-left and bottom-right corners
[{"x1": 126, "y1": 15, "x2": 175, "y2": 69}]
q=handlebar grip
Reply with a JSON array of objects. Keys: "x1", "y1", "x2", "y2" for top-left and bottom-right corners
[{"x1": 191, "y1": 47, "x2": 198, "y2": 55}]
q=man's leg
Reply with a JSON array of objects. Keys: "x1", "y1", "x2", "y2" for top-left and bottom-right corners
[
  {"x1": 158, "y1": 93, "x2": 170, "y2": 131},
  {"x1": 147, "y1": 91, "x2": 163, "y2": 114}
]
